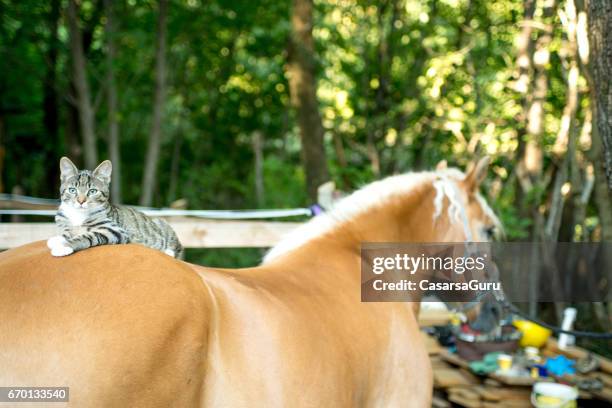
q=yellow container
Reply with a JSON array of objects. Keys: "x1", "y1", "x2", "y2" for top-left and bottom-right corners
[
  {"x1": 513, "y1": 320, "x2": 552, "y2": 348},
  {"x1": 497, "y1": 354, "x2": 513, "y2": 371}
]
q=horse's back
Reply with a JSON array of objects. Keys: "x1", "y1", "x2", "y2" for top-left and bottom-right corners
[
  {"x1": 0, "y1": 241, "x2": 210, "y2": 408},
  {"x1": 192, "y1": 261, "x2": 432, "y2": 407}
]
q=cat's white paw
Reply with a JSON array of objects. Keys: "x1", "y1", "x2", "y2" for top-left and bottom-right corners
[
  {"x1": 164, "y1": 249, "x2": 175, "y2": 257},
  {"x1": 47, "y1": 235, "x2": 67, "y2": 249},
  {"x1": 50, "y1": 242, "x2": 74, "y2": 257}
]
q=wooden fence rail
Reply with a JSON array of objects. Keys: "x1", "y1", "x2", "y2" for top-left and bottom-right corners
[{"x1": 0, "y1": 220, "x2": 302, "y2": 249}]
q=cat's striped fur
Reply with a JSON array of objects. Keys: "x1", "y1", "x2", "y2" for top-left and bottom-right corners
[{"x1": 47, "y1": 157, "x2": 183, "y2": 258}]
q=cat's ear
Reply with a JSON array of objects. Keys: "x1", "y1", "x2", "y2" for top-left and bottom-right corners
[
  {"x1": 59, "y1": 157, "x2": 78, "y2": 181},
  {"x1": 93, "y1": 160, "x2": 113, "y2": 183}
]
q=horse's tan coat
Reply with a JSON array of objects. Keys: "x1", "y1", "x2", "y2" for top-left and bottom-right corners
[{"x1": 0, "y1": 164, "x2": 497, "y2": 407}]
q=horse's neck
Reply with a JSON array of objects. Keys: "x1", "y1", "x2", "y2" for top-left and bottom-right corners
[
  {"x1": 271, "y1": 183, "x2": 440, "y2": 293},
  {"x1": 337, "y1": 182, "x2": 439, "y2": 244}
]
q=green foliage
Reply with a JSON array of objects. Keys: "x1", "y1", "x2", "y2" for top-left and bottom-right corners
[
  {"x1": 186, "y1": 247, "x2": 264, "y2": 268},
  {"x1": 0, "y1": 0, "x2": 601, "y2": 252}
]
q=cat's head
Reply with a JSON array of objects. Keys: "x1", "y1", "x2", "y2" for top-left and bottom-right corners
[{"x1": 59, "y1": 157, "x2": 112, "y2": 209}]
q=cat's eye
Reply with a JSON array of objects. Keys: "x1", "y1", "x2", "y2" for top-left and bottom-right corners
[
  {"x1": 68, "y1": 187, "x2": 77, "y2": 194},
  {"x1": 88, "y1": 188, "x2": 98, "y2": 195}
]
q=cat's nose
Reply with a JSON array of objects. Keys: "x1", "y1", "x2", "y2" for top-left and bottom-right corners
[{"x1": 77, "y1": 196, "x2": 86, "y2": 204}]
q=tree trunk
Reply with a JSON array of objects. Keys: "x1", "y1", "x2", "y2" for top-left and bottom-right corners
[
  {"x1": 252, "y1": 131, "x2": 265, "y2": 206},
  {"x1": 332, "y1": 133, "x2": 351, "y2": 187},
  {"x1": 67, "y1": 0, "x2": 97, "y2": 169},
  {"x1": 522, "y1": 0, "x2": 556, "y2": 185},
  {"x1": 575, "y1": 0, "x2": 612, "y2": 240},
  {"x1": 588, "y1": 0, "x2": 612, "y2": 189},
  {"x1": 515, "y1": 0, "x2": 536, "y2": 96},
  {"x1": 167, "y1": 131, "x2": 182, "y2": 205},
  {"x1": 514, "y1": 0, "x2": 536, "y2": 216},
  {"x1": 517, "y1": 0, "x2": 556, "y2": 316},
  {"x1": 366, "y1": 0, "x2": 399, "y2": 177},
  {"x1": 104, "y1": 0, "x2": 121, "y2": 203},
  {"x1": 553, "y1": 0, "x2": 579, "y2": 157},
  {"x1": 590, "y1": 123, "x2": 612, "y2": 328},
  {"x1": 140, "y1": 0, "x2": 168, "y2": 207},
  {"x1": 0, "y1": 115, "x2": 5, "y2": 194},
  {"x1": 286, "y1": 0, "x2": 330, "y2": 202},
  {"x1": 43, "y1": 0, "x2": 60, "y2": 193},
  {"x1": 545, "y1": 0, "x2": 580, "y2": 241},
  {"x1": 576, "y1": 0, "x2": 612, "y2": 328}
]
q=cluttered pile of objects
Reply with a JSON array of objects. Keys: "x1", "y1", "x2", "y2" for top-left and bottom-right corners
[{"x1": 425, "y1": 307, "x2": 612, "y2": 407}]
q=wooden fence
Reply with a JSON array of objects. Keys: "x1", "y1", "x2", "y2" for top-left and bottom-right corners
[{"x1": 0, "y1": 220, "x2": 302, "y2": 249}]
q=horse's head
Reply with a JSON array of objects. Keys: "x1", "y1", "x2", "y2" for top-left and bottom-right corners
[
  {"x1": 409, "y1": 156, "x2": 502, "y2": 244},
  {"x1": 421, "y1": 157, "x2": 504, "y2": 331}
]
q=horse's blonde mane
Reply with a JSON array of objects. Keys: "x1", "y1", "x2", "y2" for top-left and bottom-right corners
[{"x1": 264, "y1": 167, "x2": 497, "y2": 263}]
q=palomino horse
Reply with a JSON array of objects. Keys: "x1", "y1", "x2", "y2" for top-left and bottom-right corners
[{"x1": 0, "y1": 158, "x2": 500, "y2": 407}]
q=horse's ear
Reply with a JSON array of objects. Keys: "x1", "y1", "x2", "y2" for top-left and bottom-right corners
[
  {"x1": 435, "y1": 160, "x2": 448, "y2": 171},
  {"x1": 464, "y1": 157, "x2": 490, "y2": 192}
]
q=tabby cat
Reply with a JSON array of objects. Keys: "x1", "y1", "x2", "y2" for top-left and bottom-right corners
[{"x1": 47, "y1": 157, "x2": 183, "y2": 258}]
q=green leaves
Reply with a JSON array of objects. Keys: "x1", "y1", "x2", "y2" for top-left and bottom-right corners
[{"x1": 0, "y1": 0, "x2": 600, "y2": 245}]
